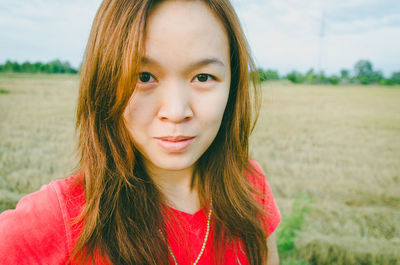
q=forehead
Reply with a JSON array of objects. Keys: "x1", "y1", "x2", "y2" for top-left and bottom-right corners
[{"x1": 143, "y1": 0, "x2": 230, "y2": 68}]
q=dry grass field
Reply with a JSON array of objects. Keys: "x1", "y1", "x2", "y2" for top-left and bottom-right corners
[
  {"x1": 0, "y1": 74, "x2": 78, "y2": 210},
  {"x1": 1, "y1": 74, "x2": 399, "y2": 264},
  {"x1": 250, "y1": 81, "x2": 400, "y2": 264}
]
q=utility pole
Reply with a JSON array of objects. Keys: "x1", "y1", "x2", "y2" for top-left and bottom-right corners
[{"x1": 317, "y1": 10, "x2": 325, "y2": 83}]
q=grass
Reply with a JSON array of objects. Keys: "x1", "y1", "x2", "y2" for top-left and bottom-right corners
[
  {"x1": 0, "y1": 72, "x2": 78, "y2": 79},
  {"x1": 0, "y1": 73, "x2": 79, "y2": 210},
  {"x1": 0, "y1": 74, "x2": 399, "y2": 264},
  {"x1": 0, "y1": 88, "x2": 10, "y2": 94},
  {"x1": 250, "y1": 81, "x2": 400, "y2": 264},
  {"x1": 277, "y1": 195, "x2": 311, "y2": 265}
]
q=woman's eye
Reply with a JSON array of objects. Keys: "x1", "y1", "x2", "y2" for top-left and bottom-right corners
[
  {"x1": 138, "y1": 72, "x2": 155, "y2": 83},
  {"x1": 194, "y1": 74, "x2": 215, "y2": 82}
]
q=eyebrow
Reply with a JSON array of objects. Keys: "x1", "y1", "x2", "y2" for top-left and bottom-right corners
[{"x1": 140, "y1": 57, "x2": 226, "y2": 71}]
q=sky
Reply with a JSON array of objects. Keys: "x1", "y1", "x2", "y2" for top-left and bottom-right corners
[{"x1": 0, "y1": 0, "x2": 399, "y2": 76}]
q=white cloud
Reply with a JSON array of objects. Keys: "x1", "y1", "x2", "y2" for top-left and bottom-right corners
[
  {"x1": 1, "y1": 0, "x2": 399, "y2": 75},
  {"x1": 0, "y1": 0, "x2": 102, "y2": 67},
  {"x1": 233, "y1": 0, "x2": 400, "y2": 75},
  {"x1": 322, "y1": 27, "x2": 400, "y2": 74}
]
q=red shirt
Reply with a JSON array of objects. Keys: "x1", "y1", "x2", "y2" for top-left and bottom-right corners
[{"x1": 0, "y1": 160, "x2": 280, "y2": 264}]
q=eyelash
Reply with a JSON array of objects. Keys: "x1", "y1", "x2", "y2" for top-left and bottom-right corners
[{"x1": 137, "y1": 72, "x2": 216, "y2": 83}]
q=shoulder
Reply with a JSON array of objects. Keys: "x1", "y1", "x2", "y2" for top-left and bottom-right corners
[
  {"x1": 245, "y1": 159, "x2": 272, "y2": 197},
  {"x1": 0, "y1": 174, "x2": 85, "y2": 264},
  {"x1": 246, "y1": 159, "x2": 281, "y2": 236},
  {"x1": 246, "y1": 159, "x2": 267, "y2": 189}
]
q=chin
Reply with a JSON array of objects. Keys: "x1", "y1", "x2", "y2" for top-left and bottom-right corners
[
  {"x1": 150, "y1": 155, "x2": 197, "y2": 172},
  {"x1": 156, "y1": 160, "x2": 195, "y2": 171}
]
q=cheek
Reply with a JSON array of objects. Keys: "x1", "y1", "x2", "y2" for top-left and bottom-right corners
[
  {"x1": 194, "y1": 87, "x2": 229, "y2": 129},
  {"x1": 123, "y1": 95, "x2": 157, "y2": 136}
]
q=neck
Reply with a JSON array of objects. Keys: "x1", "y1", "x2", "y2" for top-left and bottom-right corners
[{"x1": 146, "y1": 163, "x2": 200, "y2": 214}]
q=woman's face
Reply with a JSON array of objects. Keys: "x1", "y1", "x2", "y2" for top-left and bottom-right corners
[{"x1": 124, "y1": 0, "x2": 231, "y2": 174}]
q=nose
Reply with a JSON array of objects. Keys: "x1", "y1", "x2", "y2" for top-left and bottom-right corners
[{"x1": 157, "y1": 80, "x2": 193, "y2": 123}]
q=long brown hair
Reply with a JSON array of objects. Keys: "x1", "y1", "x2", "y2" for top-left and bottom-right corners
[{"x1": 73, "y1": 0, "x2": 266, "y2": 264}]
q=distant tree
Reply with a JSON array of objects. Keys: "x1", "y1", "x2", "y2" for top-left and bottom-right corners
[
  {"x1": 379, "y1": 78, "x2": 396, "y2": 86},
  {"x1": 3, "y1": 61, "x2": 14, "y2": 72},
  {"x1": 258, "y1": 68, "x2": 267, "y2": 82},
  {"x1": 48, "y1": 60, "x2": 61, "y2": 73},
  {"x1": 328, "y1": 75, "x2": 340, "y2": 85},
  {"x1": 353, "y1": 60, "x2": 383, "y2": 85},
  {"x1": 316, "y1": 71, "x2": 329, "y2": 84},
  {"x1": 21, "y1": 61, "x2": 32, "y2": 73},
  {"x1": 286, "y1": 71, "x2": 304, "y2": 84},
  {"x1": 265, "y1": 70, "x2": 280, "y2": 80},
  {"x1": 12, "y1": 61, "x2": 21, "y2": 72},
  {"x1": 374, "y1": 70, "x2": 384, "y2": 83},
  {"x1": 354, "y1": 60, "x2": 372, "y2": 76},
  {"x1": 304, "y1": 69, "x2": 317, "y2": 84},
  {"x1": 380, "y1": 71, "x2": 400, "y2": 86},
  {"x1": 354, "y1": 60, "x2": 373, "y2": 84},
  {"x1": 257, "y1": 68, "x2": 279, "y2": 82},
  {"x1": 0, "y1": 60, "x2": 78, "y2": 74},
  {"x1": 33, "y1": 62, "x2": 43, "y2": 73},
  {"x1": 1, "y1": 61, "x2": 22, "y2": 72},
  {"x1": 340, "y1": 69, "x2": 350, "y2": 80},
  {"x1": 62, "y1": 61, "x2": 73, "y2": 73},
  {"x1": 391, "y1": 71, "x2": 400, "y2": 84},
  {"x1": 40, "y1": 63, "x2": 50, "y2": 73}
]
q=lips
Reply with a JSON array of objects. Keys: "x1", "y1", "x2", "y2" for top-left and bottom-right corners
[{"x1": 154, "y1": 136, "x2": 195, "y2": 152}]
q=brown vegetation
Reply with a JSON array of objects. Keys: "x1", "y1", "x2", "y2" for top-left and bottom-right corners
[{"x1": 251, "y1": 81, "x2": 400, "y2": 264}]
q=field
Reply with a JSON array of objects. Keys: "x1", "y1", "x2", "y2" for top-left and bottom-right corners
[
  {"x1": 1, "y1": 74, "x2": 399, "y2": 264},
  {"x1": 250, "y1": 81, "x2": 400, "y2": 264}
]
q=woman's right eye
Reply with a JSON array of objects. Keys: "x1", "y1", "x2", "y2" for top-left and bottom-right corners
[{"x1": 138, "y1": 72, "x2": 155, "y2": 83}]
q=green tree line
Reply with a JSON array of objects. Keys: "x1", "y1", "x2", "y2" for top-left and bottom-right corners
[
  {"x1": 0, "y1": 60, "x2": 78, "y2": 74},
  {"x1": 258, "y1": 59, "x2": 400, "y2": 86},
  {"x1": 2, "y1": 59, "x2": 399, "y2": 85}
]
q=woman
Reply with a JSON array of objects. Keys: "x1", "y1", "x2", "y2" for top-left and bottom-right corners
[{"x1": 0, "y1": 0, "x2": 280, "y2": 264}]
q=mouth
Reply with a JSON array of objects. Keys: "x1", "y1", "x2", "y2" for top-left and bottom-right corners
[{"x1": 154, "y1": 136, "x2": 195, "y2": 152}]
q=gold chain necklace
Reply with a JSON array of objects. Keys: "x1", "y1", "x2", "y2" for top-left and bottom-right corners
[{"x1": 161, "y1": 202, "x2": 213, "y2": 265}]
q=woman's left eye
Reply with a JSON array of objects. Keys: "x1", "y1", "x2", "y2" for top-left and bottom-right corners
[{"x1": 194, "y1": 74, "x2": 215, "y2": 82}]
